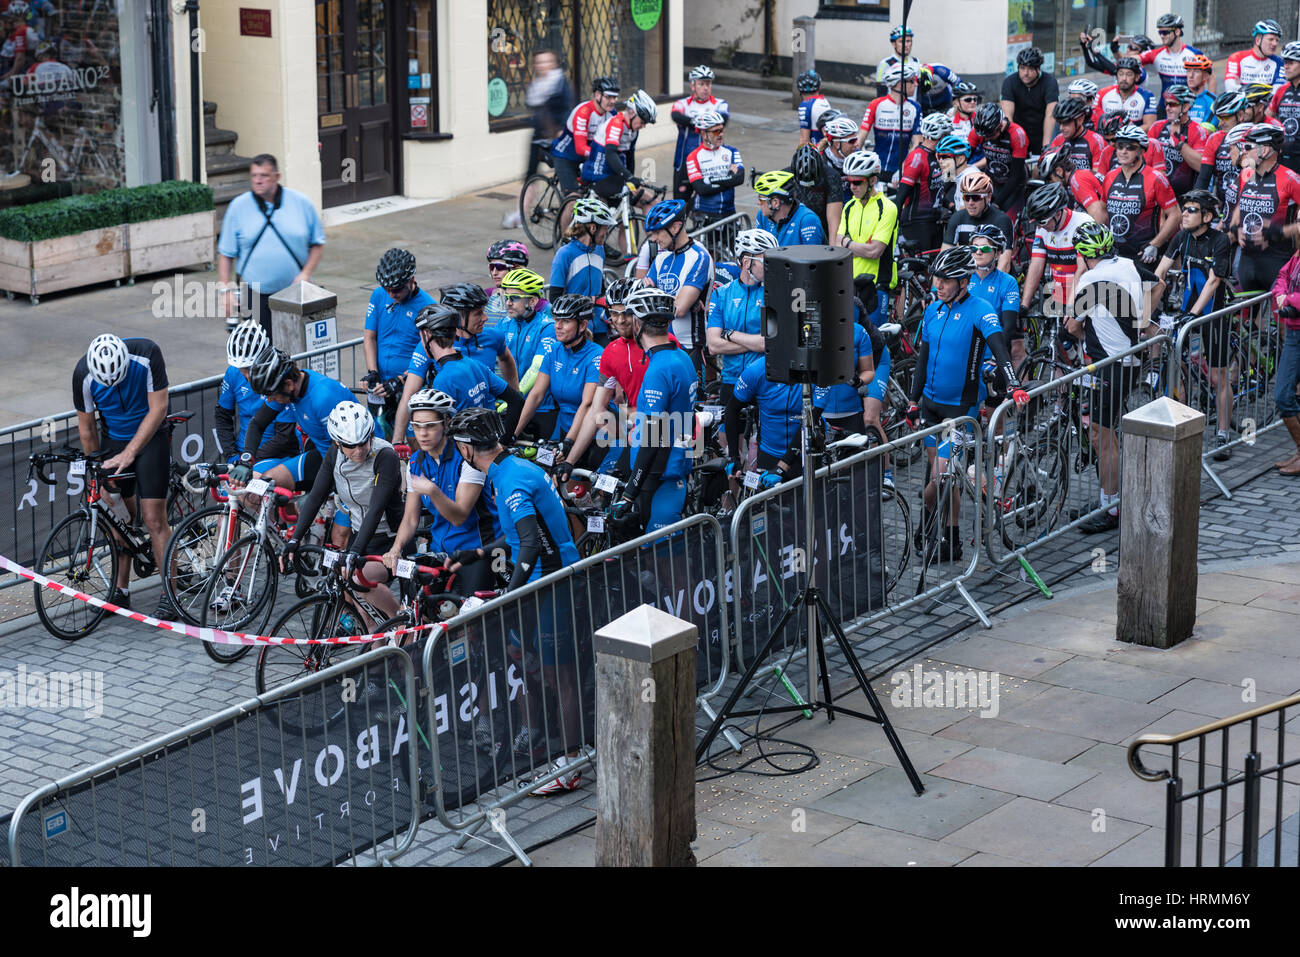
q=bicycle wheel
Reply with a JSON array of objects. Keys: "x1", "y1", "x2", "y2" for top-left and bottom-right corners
[
  {"x1": 995, "y1": 438, "x2": 1068, "y2": 551},
  {"x1": 34, "y1": 510, "x2": 118, "y2": 641},
  {"x1": 880, "y1": 483, "x2": 911, "y2": 594},
  {"x1": 165, "y1": 470, "x2": 205, "y2": 527},
  {"x1": 256, "y1": 595, "x2": 373, "y2": 695},
  {"x1": 199, "y1": 533, "x2": 279, "y2": 663},
  {"x1": 520, "y1": 173, "x2": 562, "y2": 250},
  {"x1": 162, "y1": 505, "x2": 254, "y2": 626}
]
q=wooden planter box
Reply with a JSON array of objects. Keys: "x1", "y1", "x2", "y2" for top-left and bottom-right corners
[{"x1": 127, "y1": 210, "x2": 216, "y2": 279}]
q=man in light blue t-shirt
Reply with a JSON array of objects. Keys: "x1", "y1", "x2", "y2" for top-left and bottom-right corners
[{"x1": 217, "y1": 154, "x2": 326, "y2": 332}]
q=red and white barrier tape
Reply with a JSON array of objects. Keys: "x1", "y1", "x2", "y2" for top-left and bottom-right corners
[{"x1": 0, "y1": 554, "x2": 447, "y2": 646}]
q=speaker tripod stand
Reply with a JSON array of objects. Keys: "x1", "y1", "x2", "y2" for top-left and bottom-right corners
[{"x1": 695, "y1": 385, "x2": 924, "y2": 796}]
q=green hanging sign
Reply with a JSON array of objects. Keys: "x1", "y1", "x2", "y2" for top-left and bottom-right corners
[{"x1": 631, "y1": 0, "x2": 662, "y2": 31}]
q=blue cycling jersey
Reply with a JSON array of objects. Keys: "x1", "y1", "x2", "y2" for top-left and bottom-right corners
[
  {"x1": 502, "y1": 309, "x2": 558, "y2": 412},
  {"x1": 814, "y1": 324, "x2": 872, "y2": 417},
  {"x1": 363, "y1": 286, "x2": 434, "y2": 380},
  {"x1": 487, "y1": 453, "x2": 580, "y2": 583},
  {"x1": 797, "y1": 95, "x2": 830, "y2": 144},
  {"x1": 542, "y1": 336, "x2": 612, "y2": 435},
  {"x1": 549, "y1": 239, "x2": 608, "y2": 333},
  {"x1": 969, "y1": 269, "x2": 1021, "y2": 317},
  {"x1": 734, "y1": 359, "x2": 803, "y2": 459},
  {"x1": 756, "y1": 203, "x2": 826, "y2": 245},
  {"x1": 454, "y1": 326, "x2": 510, "y2": 370},
  {"x1": 705, "y1": 278, "x2": 764, "y2": 384},
  {"x1": 217, "y1": 365, "x2": 293, "y2": 458},
  {"x1": 917, "y1": 292, "x2": 1003, "y2": 411},
  {"x1": 428, "y1": 353, "x2": 508, "y2": 412},
  {"x1": 72, "y1": 337, "x2": 168, "y2": 442},
  {"x1": 408, "y1": 444, "x2": 487, "y2": 553},
  {"x1": 1189, "y1": 90, "x2": 1216, "y2": 125},
  {"x1": 633, "y1": 343, "x2": 698, "y2": 481},
  {"x1": 263, "y1": 370, "x2": 356, "y2": 451}
]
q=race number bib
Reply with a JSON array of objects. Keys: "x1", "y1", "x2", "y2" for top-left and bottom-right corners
[
  {"x1": 587, "y1": 515, "x2": 606, "y2": 533},
  {"x1": 395, "y1": 559, "x2": 415, "y2": 580},
  {"x1": 594, "y1": 473, "x2": 619, "y2": 493},
  {"x1": 245, "y1": 478, "x2": 269, "y2": 497}
]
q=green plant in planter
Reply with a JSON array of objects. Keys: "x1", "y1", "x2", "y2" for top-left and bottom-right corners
[{"x1": 0, "y1": 182, "x2": 214, "y2": 243}]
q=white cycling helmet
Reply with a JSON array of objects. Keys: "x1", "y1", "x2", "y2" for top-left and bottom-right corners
[
  {"x1": 841, "y1": 150, "x2": 883, "y2": 179},
  {"x1": 1115, "y1": 123, "x2": 1149, "y2": 148},
  {"x1": 225, "y1": 320, "x2": 269, "y2": 369},
  {"x1": 407, "y1": 388, "x2": 457, "y2": 416},
  {"x1": 693, "y1": 110, "x2": 726, "y2": 131},
  {"x1": 732, "y1": 228, "x2": 780, "y2": 258},
  {"x1": 326, "y1": 400, "x2": 375, "y2": 447},
  {"x1": 571, "y1": 196, "x2": 617, "y2": 226},
  {"x1": 1068, "y1": 78, "x2": 1099, "y2": 98},
  {"x1": 688, "y1": 64, "x2": 715, "y2": 81},
  {"x1": 86, "y1": 334, "x2": 130, "y2": 387},
  {"x1": 919, "y1": 112, "x2": 954, "y2": 140},
  {"x1": 823, "y1": 116, "x2": 860, "y2": 141},
  {"x1": 628, "y1": 89, "x2": 658, "y2": 123}
]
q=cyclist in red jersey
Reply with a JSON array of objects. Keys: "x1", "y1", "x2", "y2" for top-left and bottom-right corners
[
  {"x1": 1097, "y1": 109, "x2": 1164, "y2": 171},
  {"x1": 1195, "y1": 92, "x2": 1252, "y2": 214},
  {"x1": 1232, "y1": 124, "x2": 1300, "y2": 291},
  {"x1": 1224, "y1": 19, "x2": 1284, "y2": 93},
  {"x1": 897, "y1": 112, "x2": 953, "y2": 250},
  {"x1": 1040, "y1": 149, "x2": 1108, "y2": 222},
  {"x1": 1022, "y1": 181, "x2": 1094, "y2": 311},
  {"x1": 968, "y1": 102, "x2": 1030, "y2": 221},
  {"x1": 1046, "y1": 96, "x2": 1106, "y2": 172},
  {"x1": 1148, "y1": 85, "x2": 1206, "y2": 194},
  {"x1": 1102, "y1": 124, "x2": 1179, "y2": 262},
  {"x1": 1268, "y1": 42, "x2": 1300, "y2": 172}
]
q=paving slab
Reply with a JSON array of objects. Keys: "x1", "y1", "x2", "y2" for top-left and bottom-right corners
[
  {"x1": 940, "y1": 796, "x2": 1145, "y2": 865},
  {"x1": 811, "y1": 766, "x2": 1017, "y2": 841},
  {"x1": 1088, "y1": 824, "x2": 1242, "y2": 867},
  {"x1": 913, "y1": 634, "x2": 1073, "y2": 679},
  {"x1": 935, "y1": 716, "x2": 1098, "y2": 764},
  {"x1": 929, "y1": 746, "x2": 1100, "y2": 802},
  {"x1": 696, "y1": 788, "x2": 859, "y2": 845},
  {"x1": 1034, "y1": 657, "x2": 1190, "y2": 703},
  {"x1": 1195, "y1": 573, "x2": 1281, "y2": 605},
  {"x1": 1148, "y1": 677, "x2": 1293, "y2": 721},
  {"x1": 701, "y1": 829, "x2": 869, "y2": 867},
  {"x1": 997, "y1": 685, "x2": 1173, "y2": 745},
  {"x1": 816, "y1": 822, "x2": 979, "y2": 866}
]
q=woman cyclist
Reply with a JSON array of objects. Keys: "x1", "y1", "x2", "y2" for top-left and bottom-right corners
[
  {"x1": 549, "y1": 197, "x2": 617, "y2": 344},
  {"x1": 484, "y1": 239, "x2": 534, "y2": 324}
]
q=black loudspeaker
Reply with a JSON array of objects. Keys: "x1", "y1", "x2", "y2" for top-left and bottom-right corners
[{"x1": 762, "y1": 245, "x2": 855, "y2": 387}]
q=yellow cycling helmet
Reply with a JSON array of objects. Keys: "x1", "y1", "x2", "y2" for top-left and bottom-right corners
[
  {"x1": 498, "y1": 267, "x2": 546, "y2": 296},
  {"x1": 753, "y1": 169, "x2": 796, "y2": 199},
  {"x1": 1243, "y1": 82, "x2": 1275, "y2": 103}
]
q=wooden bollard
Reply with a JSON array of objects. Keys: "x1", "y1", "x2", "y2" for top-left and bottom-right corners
[
  {"x1": 1116, "y1": 396, "x2": 1205, "y2": 648},
  {"x1": 594, "y1": 604, "x2": 697, "y2": 867}
]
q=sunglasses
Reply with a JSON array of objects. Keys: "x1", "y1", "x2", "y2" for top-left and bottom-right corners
[
  {"x1": 959, "y1": 96, "x2": 980, "y2": 103},
  {"x1": 504, "y1": 293, "x2": 531, "y2": 301},
  {"x1": 337, "y1": 440, "x2": 369, "y2": 450},
  {"x1": 488, "y1": 261, "x2": 510, "y2": 270},
  {"x1": 1181, "y1": 205, "x2": 1203, "y2": 214},
  {"x1": 1157, "y1": 29, "x2": 1175, "y2": 35},
  {"x1": 1240, "y1": 142, "x2": 1258, "y2": 150},
  {"x1": 970, "y1": 244, "x2": 997, "y2": 253},
  {"x1": 410, "y1": 420, "x2": 445, "y2": 431},
  {"x1": 846, "y1": 178, "x2": 867, "y2": 185},
  {"x1": 962, "y1": 193, "x2": 987, "y2": 202}
]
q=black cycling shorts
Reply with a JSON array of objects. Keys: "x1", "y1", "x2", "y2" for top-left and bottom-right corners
[
  {"x1": 101, "y1": 428, "x2": 171, "y2": 501},
  {"x1": 554, "y1": 157, "x2": 581, "y2": 195},
  {"x1": 1092, "y1": 363, "x2": 1141, "y2": 431},
  {"x1": 1200, "y1": 312, "x2": 1235, "y2": 368},
  {"x1": 591, "y1": 175, "x2": 627, "y2": 202}
]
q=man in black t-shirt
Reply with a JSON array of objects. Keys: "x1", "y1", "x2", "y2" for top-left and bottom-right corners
[{"x1": 1000, "y1": 47, "x2": 1060, "y2": 157}]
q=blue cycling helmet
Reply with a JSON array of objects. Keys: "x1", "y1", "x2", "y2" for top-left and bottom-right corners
[
  {"x1": 935, "y1": 133, "x2": 971, "y2": 158},
  {"x1": 889, "y1": 25, "x2": 914, "y2": 42},
  {"x1": 645, "y1": 199, "x2": 688, "y2": 231}
]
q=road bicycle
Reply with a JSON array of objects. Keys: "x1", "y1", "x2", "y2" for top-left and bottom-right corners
[
  {"x1": 11, "y1": 113, "x2": 115, "y2": 187},
  {"x1": 558, "y1": 182, "x2": 667, "y2": 280},
  {"x1": 518, "y1": 139, "x2": 565, "y2": 250}
]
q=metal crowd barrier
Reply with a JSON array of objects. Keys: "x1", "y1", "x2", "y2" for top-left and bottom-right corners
[
  {"x1": 1128, "y1": 691, "x2": 1300, "y2": 867},
  {"x1": 6, "y1": 646, "x2": 419, "y2": 867},
  {"x1": 983, "y1": 335, "x2": 1172, "y2": 584},
  {"x1": 1171, "y1": 292, "x2": 1277, "y2": 499},
  {"x1": 417, "y1": 513, "x2": 729, "y2": 866},
  {"x1": 689, "y1": 211, "x2": 752, "y2": 264}
]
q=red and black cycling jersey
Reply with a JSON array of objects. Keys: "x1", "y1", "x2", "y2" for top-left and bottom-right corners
[
  {"x1": 1270, "y1": 82, "x2": 1300, "y2": 158},
  {"x1": 1236, "y1": 165, "x2": 1300, "y2": 249},
  {"x1": 1047, "y1": 130, "x2": 1106, "y2": 173},
  {"x1": 898, "y1": 144, "x2": 945, "y2": 222},
  {"x1": 1148, "y1": 118, "x2": 1206, "y2": 195},
  {"x1": 1068, "y1": 168, "x2": 1105, "y2": 211},
  {"x1": 967, "y1": 122, "x2": 1029, "y2": 186},
  {"x1": 1102, "y1": 163, "x2": 1177, "y2": 252},
  {"x1": 1099, "y1": 139, "x2": 1164, "y2": 173}
]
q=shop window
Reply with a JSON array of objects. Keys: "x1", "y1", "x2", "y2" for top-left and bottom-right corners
[{"x1": 402, "y1": 0, "x2": 438, "y2": 133}]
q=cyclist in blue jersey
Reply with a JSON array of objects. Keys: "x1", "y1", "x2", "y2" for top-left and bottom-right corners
[
  {"x1": 797, "y1": 70, "x2": 832, "y2": 146},
  {"x1": 513, "y1": 295, "x2": 620, "y2": 472},
  {"x1": 484, "y1": 239, "x2": 533, "y2": 325},
  {"x1": 582, "y1": 90, "x2": 658, "y2": 207},
  {"x1": 495, "y1": 267, "x2": 559, "y2": 438},
  {"x1": 706, "y1": 229, "x2": 774, "y2": 408},
  {"x1": 754, "y1": 169, "x2": 826, "y2": 245},
  {"x1": 671, "y1": 65, "x2": 731, "y2": 204},
  {"x1": 238, "y1": 344, "x2": 358, "y2": 491},
  {"x1": 550, "y1": 75, "x2": 620, "y2": 195},
  {"x1": 644, "y1": 199, "x2": 715, "y2": 365},
  {"x1": 450, "y1": 405, "x2": 584, "y2": 786},
  {"x1": 613, "y1": 288, "x2": 699, "y2": 535},
  {"x1": 813, "y1": 300, "x2": 884, "y2": 438},
  {"x1": 72, "y1": 334, "x2": 173, "y2": 614},
  {"x1": 441, "y1": 282, "x2": 518, "y2": 388},
  {"x1": 214, "y1": 321, "x2": 299, "y2": 464},
  {"x1": 726, "y1": 351, "x2": 804, "y2": 488},
  {"x1": 548, "y1": 197, "x2": 616, "y2": 344},
  {"x1": 361, "y1": 247, "x2": 434, "y2": 436},
  {"x1": 965, "y1": 224, "x2": 1024, "y2": 367},
  {"x1": 685, "y1": 111, "x2": 744, "y2": 224}
]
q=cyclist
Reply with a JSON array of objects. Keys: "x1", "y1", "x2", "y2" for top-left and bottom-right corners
[
  {"x1": 279, "y1": 401, "x2": 404, "y2": 624},
  {"x1": 968, "y1": 102, "x2": 1029, "y2": 222},
  {"x1": 947, "y1": 81, "x2": 981, "y2": 139},
  {"x1": 942, "y1": 168, "x2": 1014, "y2": 268},
  {"x1": 1103, "y1": 124, "x2": 1179, "y2": 263},
  {"x1": 897, "y1": 112, "x2": 953, "y2": 251},
  {"x1": 812, "y1": 300, "x2": 883, "y2": 439},
  {"x1": 1269, "y1": 43, "x2": 1300, "y2": 172},
  {"x1": 918, "y1": 63, "x2": 963, "y2": 116},
  {"x1": 755, "y1": 168, "x2": 826, "y2": 245},
  {"x1": 1040, "y1": 149, "x2": 1108, "y2": 224},
  {"x1": 1154, "y1": 190, "x2": 1234, "y2": 459},
  {"x1": 1224, "y1": 19, "x2": 1284, "y2": 93},
  {"x1": 643, "y1": 198, "x2": 715, "y2": 364},
  {"x1": 1046, "y1": 96, "x2": 1105, "y2": 173},
  {"x1": 1093, "y1": 57, "x2": 1158, "y2": 131},
  {"x1": 1139, "y1": 13, "x2": 1206, "y2": 114},
  {"x1": 1066, "y1": 78, "x2": 1101, "y2": 123},
  {"x1": 857, "y1": 63, "x2": 921, "y2": 179},
  {"x1": 1231, "y1": 124, "x2": 1300, "y2": 293},
  {"x1": 612, "y1": 287, "x2": 698, "y2": 534},
  {"x1": 796, "y1": 70, "x2": 832, "y2": 146},
  {"x1": 513, "y1": 294, "x2": 619, "y2": 472},
  {"x1": 1183, "y1": 54, "x2": 1217, "y2": 123},
  {"x1": 1079, "y1": 32, "x2": 1154, "y2": 87},
  {"x1": 837, "y1": 150, "x2": 898, "y2": 325},
  {"x1": 1243, "y1": 82, "x2": 1284, "y2": 129},
  {"x1": 1022, "y1": 181, "x2": 1095, "y2": 312},
  {"x1": 875, "y1": 25, "x2": 921, "y2": 95},
  {"x1": 362, "y1": 247, "x2": 434, "y2": 435},
  {"x1": 1000, "y1": 47, "x2": 1059, "y2": 157},
  {"x1": 549, "y1": 196, "x2": 616, "y2": 341},
  {"x1": 1067, "y1": 222, "x2": 1162, "y2": 534},
  {"x1": 384, "y1": 389, "x2": 496, "y2": 596},
  {"x1": 484, "y1": 239, "x2": 532, "y2": 324},
  {"x1": 582, "y1": 89, "x2": 658, "y2": 207},
  {"x1": 447, "y1": 405, "x2": 582, "y2": 788},
  {"x1": 685, "y1": 110, "x2": 745, "y2": 225},
  {"x1": 968, "y1": 224, "x2": 1024, "y2": 367},
  {"x1": 726, "y1": 342, "x2": 804, "y2": 487},
  {"x1": 1195, "y1": 92, "x2": 1252, "y2": 209},
  {"x1": 72, "y1": 334, "x2": 173, "y2": 616},
  {"x1": 671, "y1": 65, "x2": 730, "y2": 204},
  {"x1": 819, "y1": 115, "x2": 865, "y2": 234},
  {"x1": 706, "y1": 228, "x2": 774, "y2": 410},
  {"x1": 789, "y1": 141, "x2": 838, "y2": 240},
  {"x1": 215, "y1": 321, "x2": 299, "y2": 466},
  {"x1": 934, "y1": 134, "x2": 974, "y2": 213},
  {"x1": 1148, "y1": 87, "x2": 1207, "y2": 198},
  {"x1": 495, "y1": 267, "x2": 558, "y2": 435},
  {"x1": 440, "y1": 282, "x2": 519, "y2": 389},
  {"x1": 905, "y1": 246, "x2": 1026, "y2": 562},
  {"x1": 550, "y1": 75, "x2": 620, "y2": 195}
]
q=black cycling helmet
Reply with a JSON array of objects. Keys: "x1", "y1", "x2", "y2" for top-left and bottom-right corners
[
  {"x1": 439, "y1": 282, "x2": 489, "y2": 313},
  {"x1": 796, "y1": 70, "x2": 821, "y2": 93},
  {"x1": 450, "y1": 407, "x2": 505, "y2": 450},
  {"x1": 1179, "y1": 188, "x2": 1219, "y2": 216},
  {"x1": 1115, "y1": 55, "x2": 1142, "y2": 75},
  {"x1": 1212, "y1": 90, "x2": 1248, "y2": 117},
  {"x1": 550, "y1": 293, "x2": 595, "y2": 323},
  {"x1": 1244, "y1": 124, "x2": 1285, "y2": 150},
  {"x1": 814, "y1": 107, "x2": 846, "y2": 132},
  {"x1": 1039, "y1": 149, "x2": 1074, "y2": 180},
  {"x1": 486, "y1": 238, "x2": 529, "y2": 267},
  {"x1": 592, "y1": 75, "x2": 621, "y2": 95},
  {"x1": 1156, "y1": 13, "x2": 1184, "y2": 30},
  {"x1": 604, "y1": 277, "x2": 646, "y2": 307},
  {"x1": 953, "y1": 80, "x2": 980, "y2": 99},
  {"x1": 1016, "y1": 47, "x2": 1044, "y2": 68},
  {"x1": 414, "y1": 303, "x2": 461, "y2": 338},
  {"x1": 1023, "y1": 181, "x2": 1071, "y2": 224},
  {"x1": 968, "y1": 223, "x2": 1007, "y2": 250},
  {"x1": 973, "y1": 102, "x2": 1005, "y2": 137},
  {"x1": 930, "y1": 245, "x2": 975, "y2": 279},
  {"x1": 1164, "y1": 83, "x2": 1195, "y2": 104},
  {"x1": 248, "y1": 345, "x2": 295, "y2": 396},
  {"x1": 793, "y1": 143, "x2": 825, "y2": 188},
  {"x1": 375, "y1": 247, "x2": 416, "y2": 290},
  {"x1": 1053, "y1": 97, "x2": 1089, "y2": 123},
  {"x1": 1098, "y1": 110, "x2": 1127, "y2": 137}
]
